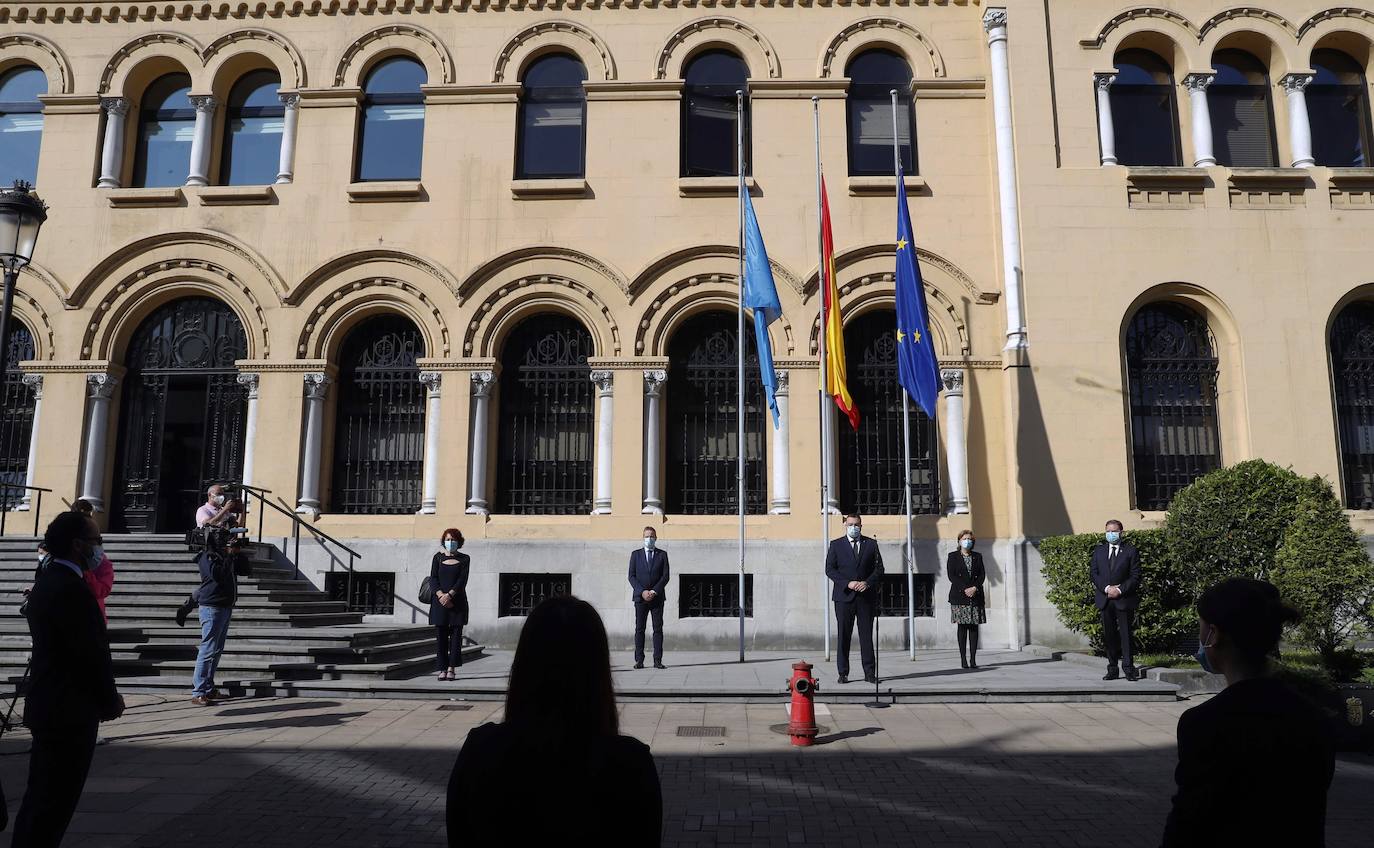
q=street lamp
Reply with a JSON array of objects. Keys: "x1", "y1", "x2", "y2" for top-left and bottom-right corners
[{"x1": 0, "y1": 180, "x2": 47, "y2": 379}]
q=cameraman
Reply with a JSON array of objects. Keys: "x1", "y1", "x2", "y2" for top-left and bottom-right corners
[
  {"x1": 195, "y1": 485, "x2": 242, "y2": 528},
  {"x1": 189, "y1": 530, "x2": 251, "y2": 706}
]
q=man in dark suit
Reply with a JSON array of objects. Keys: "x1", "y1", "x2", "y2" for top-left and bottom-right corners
[
  {"x1": 13, "y1": 511, "x2": 124, "y2": 847},
  {"x1": 825, "y1": 513, "x2": 884, "y2": 684},
  {"x1": 628, "y1": 526, "x2": 669, "y2": 670},
  {"x1": 1090, "y1": 519, "x2": 1142, "y2": 681}
]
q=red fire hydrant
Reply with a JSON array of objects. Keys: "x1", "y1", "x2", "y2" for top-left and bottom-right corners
[{"x1": 787, "y1": 661, "x2": 820, "y2": 747}]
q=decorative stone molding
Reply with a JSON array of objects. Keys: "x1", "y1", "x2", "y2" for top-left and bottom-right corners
[
  {"x1": 459, "y1": 246, "x2": 629, "y2": 301},
  {"x1": 295, "y1": 279, "x2": 452, "y2": 360},
  {"x1": 1280, "y1": 73, "x2": 1313, "y2": 94},
  {"x1": 590, "y1": 369, "x2": 614, "y2": 395},
  {"x1": 1228, "y1": 168, "x2": 1311, "y2": 209},
  {"x1": 236, "y1": 371, "x2": 260, "y2": 400},
  {"x1": 334, "y1": 23, "x2": 455, "y2": 88},
  {"x1": 463, "y1": 274, "x2": 622, "y2": 358},
  {"x1": 203, "y1": 28, "x2": 308, "y2": 90},
  {"x1": 1329, "y1": 169, "x2": 1374, "y2": 209},
  {"x1": 982, "y1": 8, "x2": 1009, "y2": 33},
  {"x1": 190, "y1": 94, "x2": 217, "y2": 113},
  {"x1": 419, "y1": 371, "x2": 443, "y2": 397},
  {"x1": 1094, "y1": 73, "x2": 1116, "y2": 92},
  {"x1": 0, "y1": 33, "x2": 73, "y2": 94},
  {"x1": 807, "y1": 272, "x2": 968, "y2": 358},
  {"x1": 20, "y1": 373, "x2": 42, "y2": 400},
  {"x1": 633, "y1": 273, "x2": 794, "y2": 358},
  {"x1": 292, "y1": 247, "x2": 460, "y2": 306},
  {"x1": 656, "y1": 16, "x2": 782, "y2": 80},
  {"x1": 100, "y1": 96, "x2": 129, "y2": 117},
  {"x1": 1126, "y1": 167, "x2": 1209, "y2": 209},
  {"x1": 940, "y1": 369, "x2": 965, "y2": 395},
  {"x1": 302, "y1": 371, "x2": 331, "y2": 399},
  {"x1": 493, "y1": 19, "x2": 616, "y2": 82},
  {"x1": 1299, "y1": 8, "x2": 1374, "y2": 39},
  {"x1": 8, "y1": 290, "x2": 56, "y2": 361},
  {"x1": 86, "y1": 372, "x2": 119, "y2": 399},
  {"x1": 100, "y1": 31, "x2": 201, "y2": 94},
  {"x1": 1199, "y1": 8, "x2": 1296, "y2": 38},
  {"x1": 279, "y1": 92, "x2": 301, "y2": 109},
  {"x1": 643, "y1": 369, "x2": 668, "y2": 396},
  {"x1": 802, "y1": 243, "x2": 993, "y2": 305},
  {"x1": 1182, "y1": 73, "x2": 1215, "y2": 93},
  {"x1": 470, "y1": 370, "x2": 496, "y2": 399},
  {"x1": 70, "y1": 230, "x2": 287, "y2": 308},
  {"x1": 1079, "y1": 8, "x2": 1201, "y2": 49},
  {"x1": 818, "y1": 17, "x2": 946, "y2": 79},
  {"x1": 629, "y1": 244, "x2": 801, "y2": 300},
  {"x1": 773, "y1": 370, "x2": 790, "y2": 395}
]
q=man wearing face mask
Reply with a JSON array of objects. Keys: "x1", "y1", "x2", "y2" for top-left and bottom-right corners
[
  {"x1": 825, "y1": 513, "x2": 884, "y2": 684},
  {"x1": 1090, "y1": 519, "x2": 1142, "y2": 681},
  {"x1": 628, "y1": 527, "x2": 669, "y2": 669},
  {"x1": 189, "y1": 534, "x2": 250, "y2": 705},
  {"x1": 195, "y1": 484, "x2": 238, "y2": 528}
]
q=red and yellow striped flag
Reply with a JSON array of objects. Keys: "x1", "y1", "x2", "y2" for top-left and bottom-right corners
[{"x1": 820, "y1": 178, "x2": 860, "y2": 431}]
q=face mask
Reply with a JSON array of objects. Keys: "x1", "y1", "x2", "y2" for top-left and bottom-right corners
[
  {"x1": 85, "y1": 545, "x2": 103, "y2": 571},
  {"x1": 960, "y1": 538, "x2": 974, "y2": 550},
  {"x1": 643, "y1": 537, "x2": 656, "y2": 551},
  {"x1": 1196, "y1": 627, "x2": 1217, "y2": 674},
  {"x1": 846, "y1": 525, "x2": 861, "y2": 541},
  {"x1": 444, "y1": 540, "x2": 458, "y2": 553},
  {"x1": 1105, "y1": 531, "x2": 1121, "y2": 545},
  {"x1": 213, "y1": 495, "x2": 225, "y2": 506}
]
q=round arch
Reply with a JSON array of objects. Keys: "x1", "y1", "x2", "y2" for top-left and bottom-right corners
[
  {"x1": 291, "y1": 247, "x2": 460, "y2": 306},
  {"x1": 805, "y1": 272, "x2": 964, "y2": 359},
  {"x1": 493, "y1": 20, "x2": 616, "y2": 82},
  {"x1": 100, "y1": 32, "x2": 204, "y2": 96},
  {"x1": 1081, "y1": 7, "x2": 1203, "y2": 69},
  {"x1": 89, "y1": 276, "x2": 265, "y2": 365},
  {"x1": 8, "y1": 291, "x2": 55, "y2": 361},
  {"x1": 818, "y1": 17, "x2": 947, "y2": 79},
  {"x1": 71, "y1": 230, "x2": 287, "y2": 308},
  {"x1": 638, "y1": 276, "x2": 793, "y2": 359},
  {"x1": 203, "y1": 29, "x2": 308, "y2": 95},
  {"x1": 1201, "y1": 19, "x2": 1304, "y2": 79},
  {"x1": 466, "y1": 276, "x2": 619, "y2": 359},
  {"x1": 298, "y1": 282, "x2": 448, "y2": 362},
  {"x1": 0, "y1": 33, "x2": 74, "y2": 94},
  {"x1": 461, "y1": 245, "x2": 629, "y2": 302},
  {"x1": 655, "y1": 17, "x2": 782, "y2": 80},
  {"x1": 334, "y1": 24, "x2": 455, "y2": 88}
]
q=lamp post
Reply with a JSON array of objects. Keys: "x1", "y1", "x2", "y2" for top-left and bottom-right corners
[{"x1": 0, "y1": 181, "x2": 47, "y2": 381}]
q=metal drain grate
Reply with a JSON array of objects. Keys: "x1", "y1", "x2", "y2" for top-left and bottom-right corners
[
  {"x1": 436, "y1": 704, "x2": 473, "y2": 711},
  {"x1": 676, "y1": 725, "x2": 727, "y2": 738}
]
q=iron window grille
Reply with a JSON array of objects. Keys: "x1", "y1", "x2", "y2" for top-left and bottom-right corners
[
  {"x1": 665, "y1": 312, "x2": 768, "y2": 515},
  {"x1": 1126, "y1": 303, "x2": 1221, "y2": 511},
  {"x1": 1331, "y1": 302, "x2": 1374, "y2": 508},
  {"x1": 877, "y1": 573, "x2": 935, "y2": 618},
  {"x1": 1108, "y1": 49, "x2": 1182, "y2": 167},
  {"x1": 0, "y1": 325, "x2": 35, "y2": 511},
  {"x1": 329, "y1": 315, "x2": 426, "y2": 515},
  {"x1": 499, "y1": 573, "x2": 572, "y2": 617},
  {"x1": 838, "y1": 310, "x2": 940, "y2": 515},
  {"x1": 495, "y1": 315, "x2": 594, "y2": 514},
  {"x1": 325, "y1": 571, "x2": 395, "y2": 615},
  {"x1": 680, "y1": 574, "x2": 754, "y2": 618}
]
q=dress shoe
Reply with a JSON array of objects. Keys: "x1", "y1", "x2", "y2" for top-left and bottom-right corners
[
  {"x1": 654, "y1": 662, "x2": 667, "y2": 670},
  {"x1": 864, "y1": 674, "x2": 878, "y2": 684},
  {"x1": 960, "y1": 658, "x2": 969, "y2": 669},
  {"x1": 1103, "y1": 668, "x2": 1120, "y2": 681},
  {"x1": 634, "y1": 662, "x2": 644, "y2": 669},
  {"x1": 190, "y1": 696, "x2": 214, "y2": 706},
  {"x1": 837, "y1": 674, "x2": 849, "y2": 684},
  {"x1": 969, "y1": 660, "x2": 978, "y2": 669},
  {"x1": 1125, "y1": 667, "x2": 1140, "y2": 682}
]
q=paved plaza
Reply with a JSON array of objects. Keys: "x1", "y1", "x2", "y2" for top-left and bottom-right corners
[{"x1": 0, "y1": 692, "x2": 1369, "y2": 847}]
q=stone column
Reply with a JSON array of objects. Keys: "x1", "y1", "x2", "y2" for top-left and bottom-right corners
[
  {"x1": 983, "y1": 7, "x2": 1026, "y2": 352},
  {"x1": 237, "y1": 373, "x2": 260, "y2": 488},
  {"x1": 769, "y1": 370, "x2": 791, "y2": 514},
  {"x1": 97, "y1": 97, "x2": 129, "y2": 189},
  {"x1": 296, "y1": 372, "x2": 329, "y2": 517},
  {"x1": 1282, "y1": 73, "x2": 1315, "y2": 168},
  {"x1": 465, "y1": 370, "x2": 495, "y2": 515},
  {"x1": 276, "y1": 93, "x2": 301, "y2": 184},
  {"x1": 642, "y1": 369, "x2": 666, "y2": 515},
  {"x1": 590, "y1": 370, "x2": 614, "y2": 515},
  {"x1": 19, "y1": 374, "x2": 42, "y2": 510},
  {"x1": 186, "y1": 95, "x2": 217, "y2": 187},
  {"x1": 79, "y1": 373, "x2": 119, "y2": 512},
  {"x1": 1094, "y1": 73, "x2": 1118, "y2": 166},
  {"x1": 419, "y1": 371, "x2": 442, "y2": 515},
  {"x1": 941, "y1": 369, "x2": 971, "y2": 515},
  {"x1": 1184, "y1": 73, "x2": 1216, "y2": 167}
]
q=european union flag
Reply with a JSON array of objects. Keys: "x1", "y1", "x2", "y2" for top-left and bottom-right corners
[
  {"x1": 894, "y1": 168, "x2": 941, "y2": 418},
  {"x1": 741, "y1": 188, "x2": 782, "y2": 428}
]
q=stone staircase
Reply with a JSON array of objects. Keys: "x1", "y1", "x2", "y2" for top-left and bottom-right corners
[{"x1": 0, "y1": 533, "x2": 481, "y2": 692}]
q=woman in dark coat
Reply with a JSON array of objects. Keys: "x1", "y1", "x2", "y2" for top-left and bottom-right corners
[
  {"x1": 429, "y1": 528, "x2": 470, "y2": 680},
  {"x1": 946, "y1": 530, "x2": 986, "y2": 669}
]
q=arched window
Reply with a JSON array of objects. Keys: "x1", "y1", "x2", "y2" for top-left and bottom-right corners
[
  {"x1": 1109, "y1": 49, "x2": 1181, "y2": 166},
  {"x1": 837, "y1": 310, "x2": 939, "y2": 514},
  {"x1": 1309, "y1": 49, "x2": 1373, "y2": 168},
  {"x1": 0, "y1": 66, "x2": 46, "y2": 186},
  {"x1": 517, "y1": 54, "x2": 587, "y2": 179},
  {"x1": 330, "y1": 315, "x2": 426, "y2": 514},
  {"x1": 220, "y1": 70, "x2": 283, "y2": 186},
  {"x1": 355, "y1": 57, "x2": 426, "y2": 182},
  {"x1": 1330, "y1": 302, "x2": 1374, "y2": 508},
  {"x1": 133, "y1": 73, "x2": 194, "y2": 188},
  {"x1": 665, "y1": 311, "x2": 767, "y2": 515},
  {"x1": 681, "y1": 51, "x2": 749, "y2": 177},
  {"x1": 0, "y1": 324, "x2": 36, "y2": 510},
  {"x1": 1125, "y1": 303, "x2": 1221, "y2": 511},
  {"x1": 1209, "y1": 49, "x2": 1277, "y2": 167},
  {"x1": 845, "y1": 50, "x2": 916, "y2": 176},
  {"x1": 495, "y1": 314, "x2": 594, "y2": 514}
]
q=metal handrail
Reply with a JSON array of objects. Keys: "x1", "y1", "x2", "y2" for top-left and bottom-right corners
[
  {"x1": 235, "y1": 482, "x2": 360, "y2": 609},
  {"x1": 0, "y1": 482, "x2": 51, "y2": 536}
]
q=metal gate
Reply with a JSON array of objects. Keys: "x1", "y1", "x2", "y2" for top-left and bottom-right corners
[
  {"x1": 1332, "y1": 302, "x2": 1374, "y2": 508},
  {"x1": 0, "y1": 326, "x2": 36, "y2": 510}
]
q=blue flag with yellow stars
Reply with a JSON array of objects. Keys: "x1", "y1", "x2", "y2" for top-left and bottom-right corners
[{"x1": 894, "y1": 168, "x2": 941, "y2": 418}]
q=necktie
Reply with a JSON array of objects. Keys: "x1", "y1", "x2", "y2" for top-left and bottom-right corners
[
  {"x1": 1110, "y1": 545, "x2": 1118, "y2": 561},
  {"x1": 852, "y1": 540, "x2": 859, "y2": 559}
]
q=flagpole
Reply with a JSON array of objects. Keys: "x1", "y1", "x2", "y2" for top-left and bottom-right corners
[
  {"x1": 812, "y1": 97, "x2": 832, "y2": 662},
  {"x1": 893, "y1": 88, "x2": 917, "y2": 662},
  {"x1": 736, "y1": 88, "x2": 747, "y2": 664}
]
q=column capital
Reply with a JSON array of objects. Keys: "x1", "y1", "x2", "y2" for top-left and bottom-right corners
[
  {"x1": 279, "y1": 92, "x2": 302, "y2": 108},
  {"x1": 940, "y1": 368, "x2": 965, "y2": 395},
  {"x1": 1182, "y1": 73, "x2": 1215, "y2": 93},
  {"x1": 21, "y1": 372, "x2": 42, "y2": 399},
  {"x1": 236, "y1": 372, "x2": 260, "y2": 399},
  {"x1": 1094, "y1": 72, "x2": 1116, "y2": 92},
  {"x1": 982, "y1": 7, "x2": 1008, "y2": 38},
  {"x1": 643, "y1": 369, "x2": 668, "y2": 397},
  {"x1": 86, "y1": 372, "x2": 119, "y2": 399},
  {"x1": 774, "y1": 369, "x2": 790, "y2": 396},
  {"x1": 419, "y1": 370, "x2": 443, "y2": 396},
  {"x1": 1281, "y1": 73, "x2": 1314, "y2": 94},
  {"x1": 101, "y1": 96, "x2": 129, "y2": 117},
  {"x1": 189, "y1": 95, "x2": 218, "y2": 113},
  {"x1": 590, "y1": 369, "x2": 614, "y2": 395},
  {"x1": 302, "y1": 372, "x2": 330, "y2": 399},
  {"x1": 470, "y1": 369, "x2": 496, "y2": 398}
]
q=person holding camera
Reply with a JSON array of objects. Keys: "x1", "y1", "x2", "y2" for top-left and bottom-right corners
[
  {"x1": 195, "y1": 484, "x2": 241, "y2": 528},
  {"x1": 190, "y1": 532, "x2": 250, "y2": 705},
  {"x1": 429, "y1": 529, "x2": 470, "y2": 681}
]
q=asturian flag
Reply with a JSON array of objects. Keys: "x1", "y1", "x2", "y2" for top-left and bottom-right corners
[
  {"x1": 894, "y1": 167, "x2": 941, "y2": 418},
  {"x1": 742, "y1": 187, "x2": 782, "y2": 428}
]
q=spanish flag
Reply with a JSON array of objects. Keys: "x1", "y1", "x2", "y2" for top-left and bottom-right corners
[{"x1": 820, "y1": 178, "x2": 860, "y2": 431}]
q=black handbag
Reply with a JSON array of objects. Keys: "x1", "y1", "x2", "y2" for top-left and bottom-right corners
[{"x1": 419, "y1": 576, "x2": 434, "y2": 604}]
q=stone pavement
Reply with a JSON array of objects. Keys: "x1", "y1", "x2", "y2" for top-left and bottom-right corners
[{"x1": 0, "y1": 694, "x2": 1370, "y2": 847}]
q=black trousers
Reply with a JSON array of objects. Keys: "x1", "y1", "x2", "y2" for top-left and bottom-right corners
[
  {"x1": 1101, "y1": 604, "x2": 1135, "y2": 669},
  {"x1": 435, "y1": 625, "x2": 464, "y2": 670},
  {"x1": 12, "y1": 723, "x2": 98, "y2": 848},
  {"x1": 836, "y1": 599, "x2": 876, "y2": 678},
  {"x1": 634, "y1": 601, "x2": 664, "y2": 664}
]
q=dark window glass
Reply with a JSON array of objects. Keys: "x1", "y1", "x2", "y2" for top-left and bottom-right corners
[
  {"x1": 1330, "y1": 302, "x2": 1374, "y2": 508},
  {"x1": 1209, "y1": 49, "x2": 1277, "y2": 167},
  {"x1": 1309, "y1": 49, "x2": 1373, "y2": 167},
  {"x1": 1109, "y1": 49, "x2": 1181, "y2": 166},
  {"x1": 665, "y1": 311, "x2": 767, "y2": 514},
  {"x1": 837, "y1": 310, "x2": 940, "y2": 514},
  {"x1": 220, "y1": 70, "x2": 283, "y2": 186},
  {"x1": 0, "y1": 66, "x2": 46, "y2": 186},
  {"x1": 1125, "y1": 303, "x2": 1221, "y2": 511},
  {"x1": 517, "y1": 54, "x2": 587, "y2": 179},
  {"x1": 133, "y1": 73, "x2": 194, "y2": 188},
  {"x1": 329, "y1": 314, "x2": 426, "y2": 515},
  {"x1": 845, "y1": 50, "x2": 916, "y2": 176},
  {"x1": 681, "y1": 51, "x2": 750, "y2": 177},
  {"x1": 495, "y1": 314, "x2": 594, "y2": 514},
  {"x1": 355, "y1": 57, "x2": 426, "y2": 182},
  {"x1": 679, "y1": 575, "x2": 753, "y2": 618},
  {"x1": 0, "y1": 325, "x2": 36, "y2": 510}
]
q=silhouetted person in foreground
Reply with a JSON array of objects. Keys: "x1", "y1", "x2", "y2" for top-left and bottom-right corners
[
  {"x1": 1161, "y1": 578, "x2": 1334, "y2": 847},
  {"x1": 447, "y1": 596, "x2": 661, "y2": 846}
]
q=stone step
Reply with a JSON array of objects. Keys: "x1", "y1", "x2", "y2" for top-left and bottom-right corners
[{"x1": 112, "y1": 637, "x2": 434, "y2": 665}]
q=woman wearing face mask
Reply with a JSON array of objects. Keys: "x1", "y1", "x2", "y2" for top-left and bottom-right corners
[
  {"x1": 429, "y1": 529, "x2": 470, "y2": 681},
  {"x1": 72, "y1": 500, "x2": 114, "y2": 622},
  {"x1": 1161, "y1": 578, "x2": 1334, "y2": 847},
  {"x1": 945, "y1": 530, "x2": 986, "y2": 669}
]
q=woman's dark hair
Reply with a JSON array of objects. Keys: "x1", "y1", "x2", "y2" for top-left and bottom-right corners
[
  {"x1": 441, "y1": 528, "x2": 464, "y2": 548},
  {"x1": 1197, "y1": 577, "x2": 1300, "y2": 663},
  {"x1": 505, "y1": 595, "x2": 618, "y2": 742},
  {"x1": 43, "y1": 511, "x2": 94, "y2": 561}
]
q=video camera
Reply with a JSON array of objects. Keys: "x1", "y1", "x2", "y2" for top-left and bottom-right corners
[{"x1": 184, "y1": 524, "x2": 249, "y2": 554}]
